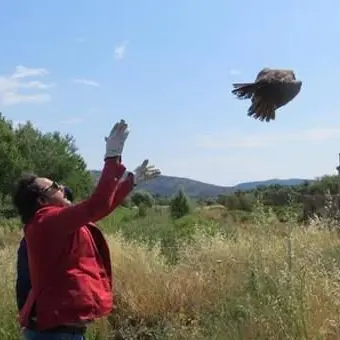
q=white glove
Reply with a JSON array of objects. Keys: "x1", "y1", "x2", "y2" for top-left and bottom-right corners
[
  {"x1": 133, "y1": 159, "x2": 161, "y2": 185},
  {"x1": 104, "y1": 119, "x2": 129, "y2": 159}
]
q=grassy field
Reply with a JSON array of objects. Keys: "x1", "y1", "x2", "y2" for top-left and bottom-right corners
[{"x1": 1, "y1": 205, "x2": 340, "y2": 339}]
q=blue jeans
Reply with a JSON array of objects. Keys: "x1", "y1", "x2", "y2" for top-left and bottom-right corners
[{"x1": 22, "y1": 328, "x2": 85, "y2": 340}]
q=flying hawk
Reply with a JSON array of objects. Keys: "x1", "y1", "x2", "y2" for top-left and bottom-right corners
[{"x1": 232, "y1": 68, "x2": 302, "y2": 122}]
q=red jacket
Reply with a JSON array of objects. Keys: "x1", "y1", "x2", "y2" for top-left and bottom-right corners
[{"x1": 19, "y1": 159, "x2": 134, "y2": 331}]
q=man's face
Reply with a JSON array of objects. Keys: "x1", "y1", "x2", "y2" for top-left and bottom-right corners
[{"x1": 35, "y1": 177, "x2": 72, "y2": 207}]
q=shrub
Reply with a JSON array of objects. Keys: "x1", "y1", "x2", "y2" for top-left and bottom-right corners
[
  {"x1": 131, "y1": 191, "x2": 154, "y2": 208},
  {"x1": 170, "y1": 188, "x2": 192, "y2": 219}
]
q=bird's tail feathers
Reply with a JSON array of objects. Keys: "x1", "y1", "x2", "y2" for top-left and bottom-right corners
[
  {"x1": 248, "y1": 100, "x2": 276, "y2": 122},
  {"x1": 232, "y1": 83, "x2": 257, "y2": 100}
]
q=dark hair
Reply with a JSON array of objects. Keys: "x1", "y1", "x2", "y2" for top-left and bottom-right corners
[{"x1": 12, "y1": 173, "x2": 44, "y2": 224}]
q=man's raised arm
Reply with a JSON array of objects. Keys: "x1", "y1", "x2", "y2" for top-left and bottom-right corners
[{"x1": 42, "y1": 119, "x2": 130, "y2": 233}]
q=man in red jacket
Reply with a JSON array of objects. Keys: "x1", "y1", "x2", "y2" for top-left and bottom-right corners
[{"x1": 12, "y1": 119, "x2": 161, "y2": 340}]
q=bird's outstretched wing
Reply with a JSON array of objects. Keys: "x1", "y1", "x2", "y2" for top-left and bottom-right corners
[
  {"x1": 232, "y1": 68, "x2": 302, "y2": 122},
  {"x1": 231, "y1": 83, "x2": 257, "y2": 100}
]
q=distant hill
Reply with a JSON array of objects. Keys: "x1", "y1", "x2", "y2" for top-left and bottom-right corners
[
  {"x1": 137, "y1": 175, "x2": 232, "y2": 197},
  {"x1": 233, "y1": 178, "x2": 310, "y2": 191},
  {"x1": 90, "y1": 171, "x2": 309, "y2": 198}
]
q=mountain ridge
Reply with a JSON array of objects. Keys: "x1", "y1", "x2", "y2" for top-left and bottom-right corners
[{"x1": 90, "y1": 171, "x2": 310, "y2": 197}]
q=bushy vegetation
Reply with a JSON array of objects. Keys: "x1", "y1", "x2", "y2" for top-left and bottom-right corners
[
  {"x1": 169, "y1": 188, "x2": 192, "y2": 219},
  {"x1": 213, "y1": 177, "x2": 340, "y2": 215},
  {"x1": 2, "y1": 112, "x2": 340, "y2": 339},
  {"x1": 3, "y1": 203, "x2": 340, "y2": 339},
  {"x1": 0, "y1": 113, "x2": 94, "y2": 212}
]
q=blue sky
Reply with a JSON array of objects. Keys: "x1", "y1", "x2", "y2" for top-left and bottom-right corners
[{"x1": 1, "y1": 0, "x2": 340, "y2": 186}]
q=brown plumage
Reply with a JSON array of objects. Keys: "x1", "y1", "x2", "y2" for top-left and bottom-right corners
[{"x1": 232, "y1": 68, "x2": 302, "y2": 122}]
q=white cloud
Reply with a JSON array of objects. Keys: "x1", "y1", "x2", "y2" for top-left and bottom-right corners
[
  {"x1": 229, "y1": 69, "x2": 241, "y2": 76},
  {"x1": 19, "y1": 81, "x2": 54, "y2": 90},
  {"x1": 196, "y1": 127, "x2": 340, "y2": 150},
  {"x1": 72, "y1": 78, "x2": 100, "y2": 87},
  {"x1": 0, "y1": 66, "x2": 53, "y2": 106},
  {"x1": 11, "y1": 65, "x2": 49, "y2": 79},
  {"x1": 114, "y1": 41, "x2": 128, "y2": 60}
]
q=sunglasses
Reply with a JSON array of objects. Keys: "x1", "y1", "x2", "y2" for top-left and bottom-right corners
[
  {"x1": 42, "y1": 182, "x2": 74, "y2": 202},
  {"x1": 42, "y1": 181, "x2": 62, "y2": 193}
]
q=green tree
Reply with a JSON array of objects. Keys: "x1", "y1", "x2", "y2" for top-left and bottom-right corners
[
  {"x1": 0, "y1": 114, "x2": 95, "y2": 210},
  {"x1": 13, "y1": 122, "x2": 94, "y2": 200},
  {"x1": 217, "y1": 194, "x2": 229, "y2": 206},
  {"x1": 225, "y1": 195, "x2": 240, "y2": 210},
  {"x1": 130, "y1": 190, "x2": 154, "y2": 208},
  {"x1": 170, "y1": 188, "x2": 192, "y2": 219},
  {"x1": 137, "y1": 203, "x2": 148, "y2": 217},
  {"x1": 0, "y1": 114, "x2": 25, "y2": 204},
  {"x1": 238, "y1": 193, "x2": 255, "y2": 212},
  {"x1": 204, "y1": 198, "x2": 216, "y2": 206}
]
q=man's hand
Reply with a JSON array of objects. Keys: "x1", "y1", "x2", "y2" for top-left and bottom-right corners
[
  {"x1": 133, "y1": 159, "x2": 161, "y2": 185},
  {"x1": 104, "y1": 119, "x2": 129, "y2": 159}
]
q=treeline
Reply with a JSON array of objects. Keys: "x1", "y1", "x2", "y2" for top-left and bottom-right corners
[
  {"x1": 0, "y1": 113, "x2": 94, "y2": 211},
  {"x1": 130, "y1": 176, "x2": 340, "y2": 219},
  {"x1": 212, "y1": 176, "x2": 338, "y2": 211}
]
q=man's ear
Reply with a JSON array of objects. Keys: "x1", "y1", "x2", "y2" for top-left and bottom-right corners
[{"x1": 37, "y1": 195, "x2": 47, "y2": 206}]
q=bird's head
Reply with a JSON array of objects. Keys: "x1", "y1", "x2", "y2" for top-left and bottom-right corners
[
  {"x1": 283, "y1": 79, "x2": 302, "y2": 103},
  {"x1": 292, "y1": 79, "x2": 302, "y2": 92}
]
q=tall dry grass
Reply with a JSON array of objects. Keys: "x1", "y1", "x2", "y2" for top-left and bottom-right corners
[{"x1": 1, "y1": 214, "x2": 340, "y2": 339}]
